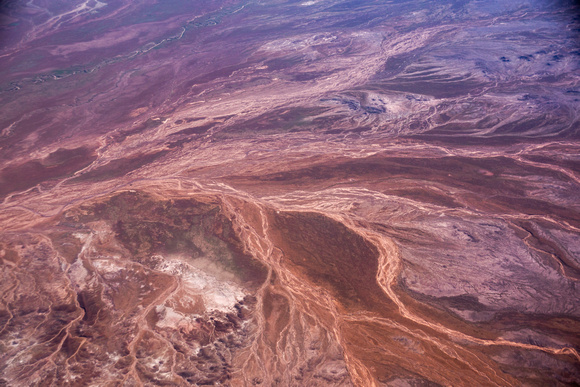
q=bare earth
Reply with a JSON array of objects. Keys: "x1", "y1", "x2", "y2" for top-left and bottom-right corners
[{"x1": 1, "y1": 0, "x2": 579, "y2": 385}]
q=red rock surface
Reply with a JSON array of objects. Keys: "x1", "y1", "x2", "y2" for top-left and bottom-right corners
[{"x1": 1, "y1": 0, "x2": 579, "y2": 385}]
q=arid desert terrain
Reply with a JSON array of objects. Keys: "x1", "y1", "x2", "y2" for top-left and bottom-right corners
[{"x1": 1, "y1": 0, "x2": 579, "y2": 385}]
